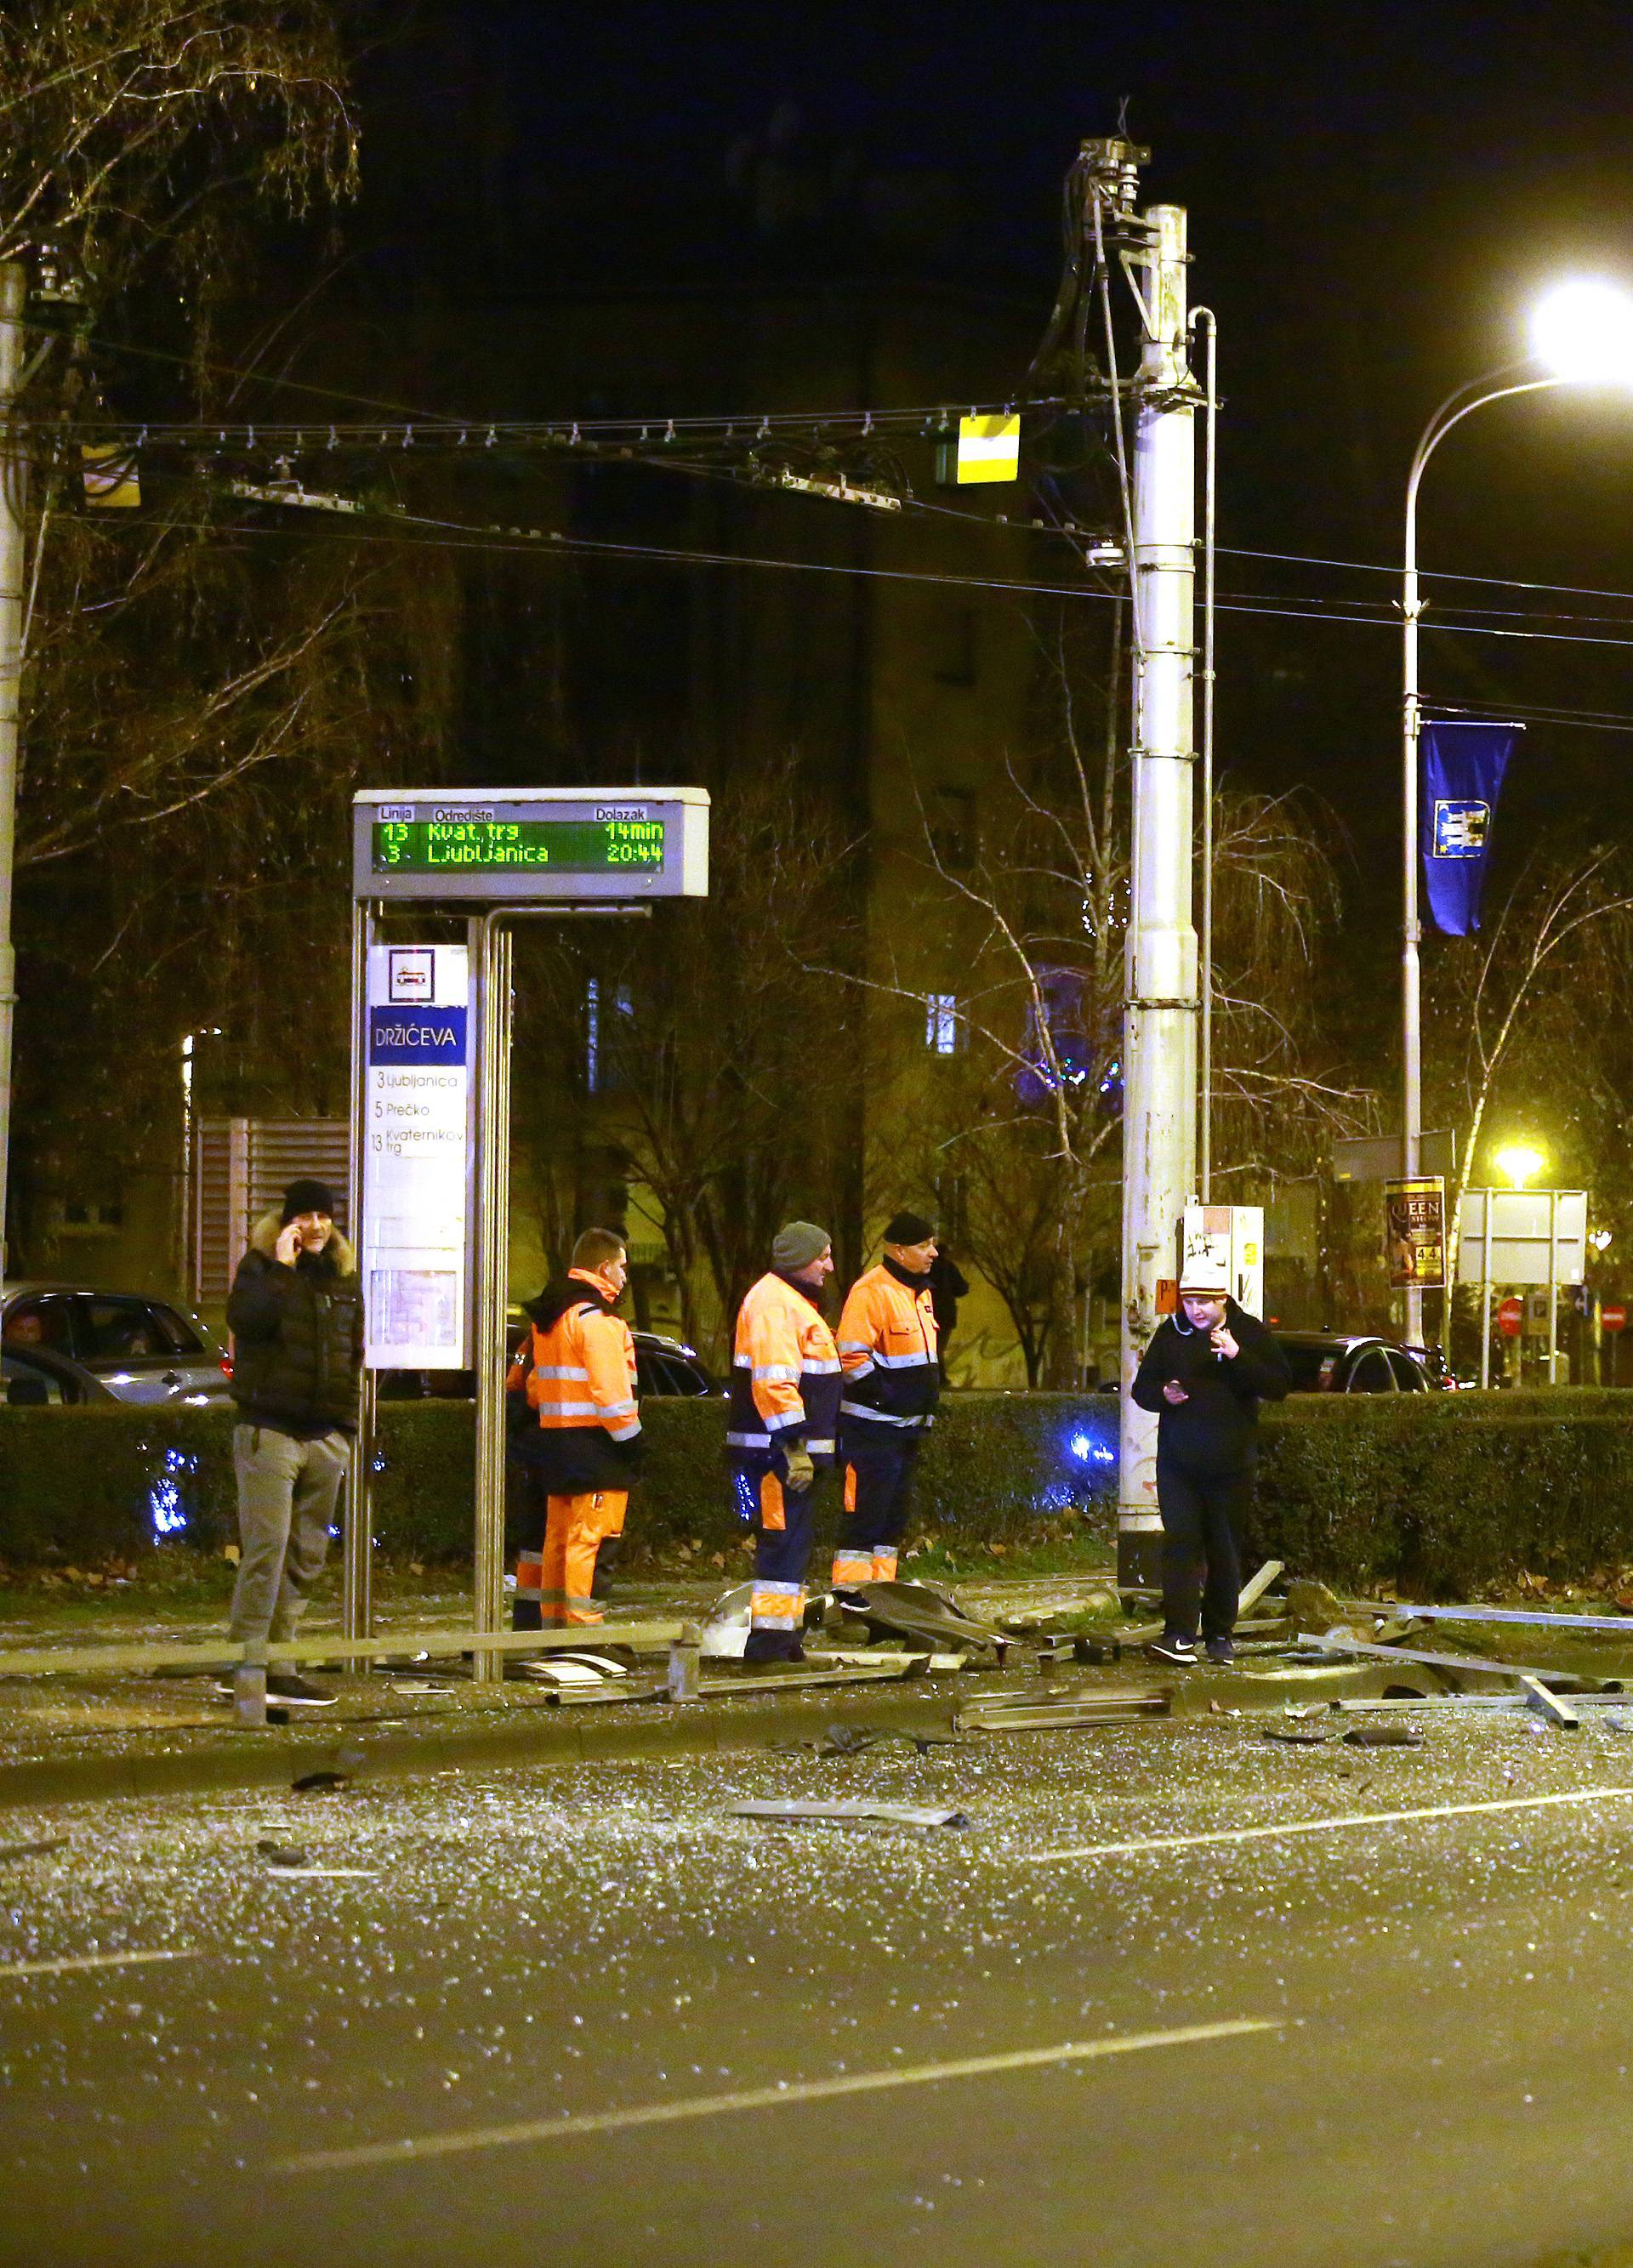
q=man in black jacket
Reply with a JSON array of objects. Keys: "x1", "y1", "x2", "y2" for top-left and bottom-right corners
[
  {"x1": 1130, "y1": 1265, "x2": 1290, "y2": 1667},
  {"x1": 222, "y1": 1178, "x2": 363, "y2": 1707}
]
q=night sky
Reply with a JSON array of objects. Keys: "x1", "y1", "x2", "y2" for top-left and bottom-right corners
[{"x1": 349, "y1": 1, "x2": 1633, "y2": 895}]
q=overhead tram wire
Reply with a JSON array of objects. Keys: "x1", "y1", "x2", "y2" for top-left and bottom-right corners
[
  {"x1": 49, "y1": 395, "x2": 1077, "y2": 455},
  {"x1": 37, "y1": 359, "x2": 1633, "y2": 616},
  {"x1": 74, "y1": 484, "x2": 1633, "y2": 658}
]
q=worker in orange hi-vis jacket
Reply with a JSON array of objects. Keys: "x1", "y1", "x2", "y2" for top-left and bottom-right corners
[
  {"x1": 726, "y1": 1222, "x2": 842, "y2": 1664},
  {"x1": 834, "y1": 1210, "x2": 940, "y2": 1591},
  {"x1": 505, "y1": 1226, "x2": 642, "y2": 1629}
]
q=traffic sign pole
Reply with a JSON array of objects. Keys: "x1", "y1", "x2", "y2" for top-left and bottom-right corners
[{"x1": 1602, "y1": 1301, "x2": 1626, "y2": 1391}]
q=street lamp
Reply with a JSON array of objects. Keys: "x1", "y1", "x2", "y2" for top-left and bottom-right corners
[
  {"x1": 1531, "y1": 280, "x2": 1633, "y2": 383},
  {"x1": 1401, "y1": 277, "x2": 1633, "y2": 1348},
  {"x1": 1494, "y1": 1141, "x2": 1547, "y2": 1191}
]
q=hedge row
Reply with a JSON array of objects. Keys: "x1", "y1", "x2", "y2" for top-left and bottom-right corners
[
  {"x1": 4, "y1": 1390, "x2": 1633, "y2": 1596},
  {"x1": 1252, "y1": 1390, "x2": 1633, "y2": 1594},
  {"x1": 0, "y1": 1392, "x2": 1122, "y2": 1571}
]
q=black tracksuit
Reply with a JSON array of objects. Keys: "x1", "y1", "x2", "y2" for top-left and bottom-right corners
[{"x1": 1130, "y1": 1299, "x2": 1290, "y2": 1641}]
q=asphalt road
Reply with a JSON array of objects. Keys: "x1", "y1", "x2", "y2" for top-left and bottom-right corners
[{"x1": 7, "y1": 1702, "x2": 1633, "y2": 2266}]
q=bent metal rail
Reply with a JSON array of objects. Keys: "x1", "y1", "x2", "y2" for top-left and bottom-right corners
[{"x1": 0, "y1": 1619, "x2": 699, "y2": 1723}]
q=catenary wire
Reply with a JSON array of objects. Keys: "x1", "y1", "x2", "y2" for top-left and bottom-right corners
[
  {"x1": 81, "y1": 492, "x2": 1633, "y2": 653},
  {"x1": 48, "y1": 499, "x2": 1633, "y2": 729}
]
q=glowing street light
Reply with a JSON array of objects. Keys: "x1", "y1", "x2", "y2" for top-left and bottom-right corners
[
  {"x1": 1400, "y1": 277, "x2": 1633, "y2": 1347},
  {"x1": 1530, "y1": 279, "x2": 1633, "y2": 385},
  {"x1": 1494, "y1": 1142, "x2": 1547, "y2": 1191}
]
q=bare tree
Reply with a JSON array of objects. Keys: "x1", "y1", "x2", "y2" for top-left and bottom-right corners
[
  {"x1": 1426, "y1": 843, "x2": 1633, "y2": 1279},
  {"x1": 862, "y1": 603, "x2": 1369, "y2": 1384},
  {"x1": 512, "y1": 766, "x2": 861, "y2": 1365},
  {"x1": 1, "y1": 3, "x2": 358, "y2": 274}
]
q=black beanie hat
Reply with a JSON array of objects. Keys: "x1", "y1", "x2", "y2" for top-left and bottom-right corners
[
  {"x1": 883, "y1": 1209, "x2": 936, "y2": 1246},
  {"x1": 281, "y1": 1177, "x2": 337, "y2": 1225}
]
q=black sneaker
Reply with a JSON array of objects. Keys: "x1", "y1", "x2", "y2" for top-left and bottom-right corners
[
  {"x1": 265, "y1": 1672, "x2": 337, "y2": 1708},
  {"x1": 1147, "y1": 1633, "x2": 1198, "y2": 1666},
  {"x1": 1204, "y1": 1635, "x2": 1235, "y2": 1665}
]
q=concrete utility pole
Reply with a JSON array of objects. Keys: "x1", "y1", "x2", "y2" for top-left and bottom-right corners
[
  {"x1": 1118, "y1": 202, "x2": 1198, "y2": 1586},
  {"x1": 0, "y1": 262, "x2": 27, "y2": 1289}
]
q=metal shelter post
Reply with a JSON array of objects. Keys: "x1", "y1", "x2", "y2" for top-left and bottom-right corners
[
  {"x1": 343, "y1": 897, "x2": 377, "y2": 1642},
  {"x1": 1547, "y1": 1187, "x2": 1559, "y2": 1386},
  {"x1": 1478, "y1": 1191, "x2": 1491, "y2": 1391},
  {"x1": 472, "y1": 913, "x2": 514, "y2": 1683},
  {"x1": 468, "y1": 907, "x2": 646, "y2": 1681}
]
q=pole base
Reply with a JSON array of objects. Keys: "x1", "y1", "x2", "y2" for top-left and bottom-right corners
[{"x1": 1117, "y1": 1528, "x2": 1164, "y2": 1589}]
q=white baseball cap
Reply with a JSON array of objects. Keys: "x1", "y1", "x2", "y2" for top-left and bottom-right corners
[{"x1": 1178, "y1": 1260, "x2": 1231, "y2": 1296}]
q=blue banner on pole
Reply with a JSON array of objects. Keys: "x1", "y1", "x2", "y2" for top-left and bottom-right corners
[{"x1": 1420, "y1": 719, "x2": 1522, "y2": 935}]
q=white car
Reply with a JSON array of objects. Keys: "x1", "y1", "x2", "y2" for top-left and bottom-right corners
[{"x1": 1, "y1": 1283, "x2": 233, "y2": 1407}]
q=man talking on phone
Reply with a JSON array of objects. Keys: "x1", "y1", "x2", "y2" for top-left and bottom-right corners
[
  {"x1": 221, "y1": 1178, "x2": 363, "y2": 1707},
  {"x1": 1130, "y1": 1259, "x2": 1290, "y2": 1667}
]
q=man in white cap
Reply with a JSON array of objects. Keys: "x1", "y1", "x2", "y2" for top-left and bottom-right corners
[{"x1": 1130, "y1": 1258, "x2": 1290, "y2": 1666}]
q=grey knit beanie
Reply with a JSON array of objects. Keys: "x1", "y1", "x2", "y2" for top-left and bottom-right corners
[{"x1": 771, "y1": 1220, "x2": 831, "y2": 1271}]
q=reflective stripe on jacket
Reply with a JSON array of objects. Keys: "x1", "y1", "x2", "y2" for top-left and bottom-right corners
[
  {"x1": 506, "y1": 1268, "x2": 640, "y2": 1495},
  {"x1": 837, "y1": 1261, "x2": 940, "y2": 1442},
  {"x1": 727, "y1": 1271, "x2": 842, "y2": 1463}
]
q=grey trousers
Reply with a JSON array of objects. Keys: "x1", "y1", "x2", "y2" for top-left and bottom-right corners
[{"x1": 229, "y1": 1424, "x2": 350, "y2": 1645}]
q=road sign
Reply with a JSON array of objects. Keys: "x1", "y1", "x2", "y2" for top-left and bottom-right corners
[
  {"x1": 353, "y1": 787, "x2": 709, "y2": 903},
  {"x1": 1333, "y1": 1129, "x2": 1456, "y2": 1183},
  {"x1": 1498, "y1": 1295, "x2": 1524, "y2": 1338},
  {"x1": 1457, "y1": 1189, "x2": 1586, "y2": 1287},
  {"x1": 361, "y1": 944, "x2": 473, "y2": 1369},
  {"x1": 1604, "y1": 1304, "x2": 1627, "y2": 1334}
]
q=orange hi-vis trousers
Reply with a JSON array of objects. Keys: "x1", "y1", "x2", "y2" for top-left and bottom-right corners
[
  {"x1": 727, "y1": 1461, "x2": 821, "y2": 1663},
  {"x1": 515, "y1": 1490, "x2": 627, "y2": 1626},
  {"x1": 832, "y1": 1439, "x2": 919, "y2": 1588}
]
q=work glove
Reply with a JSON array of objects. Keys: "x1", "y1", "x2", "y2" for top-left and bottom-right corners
[{"x1": 782, "y1": 1445, "x2": 816, "y2": 1494}]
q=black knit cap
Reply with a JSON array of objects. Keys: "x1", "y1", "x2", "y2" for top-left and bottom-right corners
[
  {"x1": 281, "y1": 1177, "x2": 337, "y2": 1225},
  {"x1": 883, "y1": 1209, "x2": 936, "y2": 1245}
]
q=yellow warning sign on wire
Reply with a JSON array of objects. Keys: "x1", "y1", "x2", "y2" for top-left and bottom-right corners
[{"x1": 954, "y1": 413, "x2": 1020, "y2": 484}]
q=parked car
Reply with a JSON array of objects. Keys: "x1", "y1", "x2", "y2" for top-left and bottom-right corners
[
  {"x1": 630, "y1": 1329, "x2": 719, "y2": 1398},
  {"x1": 1277, "y1": 1331, "x2": 1442, "y2": 1394},
  {"x1": 2, "y1": 1342, "x2": 122, "y2": 1407},
  {"x1": 0, "y1": 1283, "x2": 233, "y2": 1407},
  {"x1": 377, "y1": 1326, "x2": 720, "y2": 1402},
  {"x1": 1089, "y1": 1328, "x2": 1444, "y2": 1396}
]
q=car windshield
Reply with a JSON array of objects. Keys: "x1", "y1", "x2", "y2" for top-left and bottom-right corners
[{"x1": 77, "y1": 1298, "x2": 204, "y2": 1361}]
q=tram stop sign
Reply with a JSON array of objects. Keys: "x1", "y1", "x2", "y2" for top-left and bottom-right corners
[
  {"x1": 353, "y1": 787, "x2": 709, "y2": 901},
  {"x1": 1497, "y1": 1295, "x2": 1525, "y2": 1339},
  {"x1": 1603, "y1": 1303, "x2": 1627, "y2": 1335}
]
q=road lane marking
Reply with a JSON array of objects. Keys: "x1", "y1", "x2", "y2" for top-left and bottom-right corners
[
  {"x1": 1021, "y1": 1782, "x2": 1633, "y2": 1864},
  {"x1": 0, "y1": 1948, "x2": 200, "y2": 1981},
  {"x1": 265, "y1": 1867, "x2": 378, "y2": 1880},
  {"x1": 275, "y1": 2017, "x2": 1280, "y2": 2174}
]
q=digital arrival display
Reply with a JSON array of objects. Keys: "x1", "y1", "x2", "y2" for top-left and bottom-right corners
[
  {"x1": 352, "y1": 789, "x2": 709, "y2": 902},
  {"x1": 373, "y1": 818, "x2": 665, "y2": 873}
]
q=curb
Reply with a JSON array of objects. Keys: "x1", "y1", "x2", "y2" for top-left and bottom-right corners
[
  {"x1": 0, "y1": 1651, "x2": 1432, "y2": 1813},
  {"x1": 0, "y1": 1680, "x2": 964, "y2": 1812}
]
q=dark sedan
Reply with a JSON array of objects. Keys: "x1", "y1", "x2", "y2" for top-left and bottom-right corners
[
  {"x1": 1277, "y1": 1331, "x2": 1442, "y2": 1394},
  {"x1": 378, "y1": 1327, "x2": 720, "y2": 1401}
]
